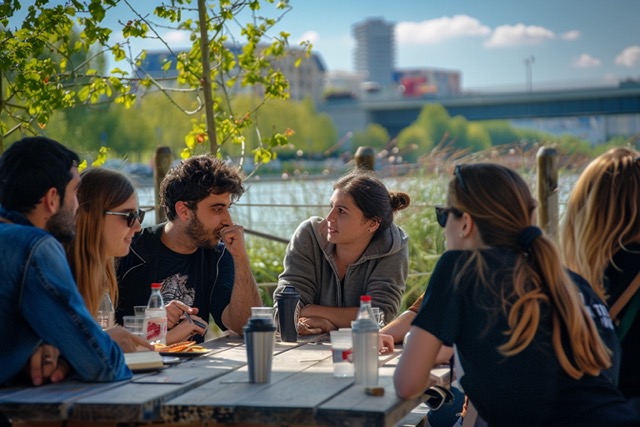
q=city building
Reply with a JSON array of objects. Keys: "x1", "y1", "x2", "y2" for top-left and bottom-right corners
[
  {"x1": 134, "y1": 45, "x2": 326, "y2": 105},
  {"x1": 352, "y1": 18, "x2": 395, "y2": 88},
  {"x1": 393, "y1": 68, "x2": 461, "y2": 98}
]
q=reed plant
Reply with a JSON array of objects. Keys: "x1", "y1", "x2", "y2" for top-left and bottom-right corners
[{"x1": 242, "y1": 142, "x2": 609, "y2": 316}]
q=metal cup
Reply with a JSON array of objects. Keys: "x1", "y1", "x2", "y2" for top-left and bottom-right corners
[{"x1": 244, "y1": 318, "x2": 276, "y2": 383}]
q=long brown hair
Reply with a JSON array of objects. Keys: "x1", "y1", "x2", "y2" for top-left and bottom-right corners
[
  {"x1": 451, "y1": 163, "x2": 610, "y2": 379},
  {"x1": 562, "y1": 147, "x2": 640, "y2": 301},
  {"x1": 66, "y1": 168, "x2": 136, "y2": 317}
]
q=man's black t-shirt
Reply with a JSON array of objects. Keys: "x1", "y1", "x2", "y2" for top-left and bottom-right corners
[{"x1": 116, "y1": 224, "x2": 234, "y2": 330}]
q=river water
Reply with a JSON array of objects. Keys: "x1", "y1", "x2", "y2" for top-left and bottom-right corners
[
  {"x1": 137, "y1": 177, "x2": 337, "y2": 240},
  {"x1": 137, "y1": 172, "x2": 577, "y2": 241}
]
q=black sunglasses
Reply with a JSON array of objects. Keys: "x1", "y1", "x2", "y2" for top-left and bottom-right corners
[
  {"x1": 104, "y1": 209, "x2": 145, "y2": 227},
  {"x1": 454, "y1": 164, "x2": 467, "y2": 192},
  {"x1": 435, "y1": 206, "x2": 463, "y2": 228}
]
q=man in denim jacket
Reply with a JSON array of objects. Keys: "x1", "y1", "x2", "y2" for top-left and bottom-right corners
[{"x1": 0, "y1": 137, "x2": 131, "y2": 386}]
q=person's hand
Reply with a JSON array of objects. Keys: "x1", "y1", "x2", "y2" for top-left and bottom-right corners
[
  {"x1": 219, "y1": 224, "x2": 247, "y2": 257},
  {"x1": 106, "y1": 326, "x2": 154, "y2": 352},
  {"x1": 297, "y1": 316, "x2": 335, "y2": 335},
  {"x1": 379, "y1": 333, "x2": 395, "y2": 354},
  {"x1": 165, "y1": 300, "x2": 198, "y2": 329},
  {"x1": 25, "y1": 344, "x2": 70, "y2": 386},
  {"x1": 166, "y1": 314, "x2": 208, "y2": 344}
]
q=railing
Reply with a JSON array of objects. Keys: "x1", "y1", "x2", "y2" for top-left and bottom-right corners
[{"x1": 145, "y1": 146, "x2": 562, "y2": 306}]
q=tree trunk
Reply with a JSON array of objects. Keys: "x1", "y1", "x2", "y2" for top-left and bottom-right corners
[{"x1": 198, "y1": 0, "x2": 217, "y2": 155}]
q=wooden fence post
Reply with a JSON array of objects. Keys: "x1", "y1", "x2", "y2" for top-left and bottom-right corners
[
  {"x1": 355, "y1": 146, "x2": 375, "y2": 170},
  {"x1": 536, "y1": 147, "x2": 559, "y2": 243},
  {"x1": 154, "y1": 146, "x2": 173, "y2": 224}
]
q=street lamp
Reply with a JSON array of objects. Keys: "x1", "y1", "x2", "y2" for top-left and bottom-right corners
[{"x1": 524, "y1": 55, "x2": 535, "y2": 92}]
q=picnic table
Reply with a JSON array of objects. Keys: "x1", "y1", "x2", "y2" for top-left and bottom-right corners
[{"x1": 0, "y1": 333, "x2": 450, "y2": 427}]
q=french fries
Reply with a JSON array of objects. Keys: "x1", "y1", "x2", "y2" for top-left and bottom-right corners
[{"x1": 154, "y1": 341, "x2": 208, "y2": 353}]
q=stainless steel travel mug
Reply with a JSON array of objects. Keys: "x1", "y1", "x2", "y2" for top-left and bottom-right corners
[{"x1": 244, "y1": 318, "x2": 276, "y2": 383}]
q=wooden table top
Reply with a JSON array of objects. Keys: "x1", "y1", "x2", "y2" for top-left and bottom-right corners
[{"x1": 0, "y1": 333, "x2": 445, "y2": 427}]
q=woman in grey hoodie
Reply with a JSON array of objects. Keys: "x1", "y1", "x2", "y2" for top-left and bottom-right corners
[{"x1": 274, "y1": 169, "x2": 410, "y2": 335}]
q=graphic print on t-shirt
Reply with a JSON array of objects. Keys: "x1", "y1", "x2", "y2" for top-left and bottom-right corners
[{"x1": 160, "y1": 273, "x2": 195, "y2": 307}]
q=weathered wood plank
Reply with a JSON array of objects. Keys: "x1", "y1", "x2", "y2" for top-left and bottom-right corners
[
  {"x1": 0, "y1": 380, "x2": 127, "y2": 422},
  {"x1": 71, "y1": 355, "x2": 245, "y2": 423},
  {"x1": 3, "y1": 333, "x2": 427, "y2": 427},
  {"x1": 317, "y1": 365, "x2": 426, "y2": 427},
  {"x1": 162, "y1": 342, "x2": 341, "y2": 425}
]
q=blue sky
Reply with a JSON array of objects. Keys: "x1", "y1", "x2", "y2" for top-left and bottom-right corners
[
  {"x1": 278, "y1": 0, "x2": 640, "y2": 90},
  {"x1": 8, "y1": 1, "x2": 640, "y2": 91}
]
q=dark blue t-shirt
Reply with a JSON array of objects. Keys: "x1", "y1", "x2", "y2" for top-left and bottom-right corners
[{"x1": 413, "y1": 248, "x2": 639, "y2": 427}]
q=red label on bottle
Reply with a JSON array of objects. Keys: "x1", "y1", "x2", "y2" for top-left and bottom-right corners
[{"x1": 146, "y1": 322, "x2": 161, "y2": 341}]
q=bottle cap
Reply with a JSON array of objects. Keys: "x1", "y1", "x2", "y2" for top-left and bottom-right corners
[
  {"x1": 360, "y1": 295, "x2": 372, "y2": 303},
  {"x1": 151, "y1": 283, "x2": 162, "y2": 289}
]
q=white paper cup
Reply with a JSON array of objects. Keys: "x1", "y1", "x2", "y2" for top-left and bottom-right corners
[{"x1": 330, "y1": 330, "x2": 354, "y2": 377}]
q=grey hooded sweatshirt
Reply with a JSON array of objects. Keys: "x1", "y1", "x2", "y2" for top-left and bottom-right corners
[{"x1": 274, "y1": 216, "x2": 409, "y2": 322}]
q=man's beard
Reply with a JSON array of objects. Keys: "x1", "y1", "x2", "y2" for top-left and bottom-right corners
[
  {"x1": 46, "y1": 206, "x2": 76, "y2": 243},
  {"x1": 185, "y1": 214, "x2": 220, "y2": 249}
]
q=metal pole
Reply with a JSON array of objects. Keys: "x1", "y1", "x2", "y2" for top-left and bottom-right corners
[{"x1": 524, "y1": 56, "x2": 535, "y2": 93}]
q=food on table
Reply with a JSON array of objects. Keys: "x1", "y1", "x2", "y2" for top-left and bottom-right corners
[{"x1": 154, "y1": 340, "x2": 207, "y2": 353}]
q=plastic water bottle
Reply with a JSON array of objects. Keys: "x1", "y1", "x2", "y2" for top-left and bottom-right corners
[
  {"x1": 97, "y1": 292, "x2": 115, "y2": 330},
  {"x1": 352, "y1": 295, "x2": 380, "y2": 386},
  {"x1": 144, "y1": 283, "x2": 167, "y2": 345}
]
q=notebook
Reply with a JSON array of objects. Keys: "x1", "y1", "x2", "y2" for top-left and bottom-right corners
[{"x1": 124, "y1": 351, "x2": 164, "y2": 371}]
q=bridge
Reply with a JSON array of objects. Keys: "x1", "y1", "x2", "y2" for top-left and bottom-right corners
[{"x1": 321, "y1": 84, "x2": 640, "y2": 138}]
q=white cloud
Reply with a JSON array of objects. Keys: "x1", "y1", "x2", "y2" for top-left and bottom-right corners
[
  {"x1": 573, "y1": 54, "x2": 601, "y2": 68},
  {"x1": 298, "y1": 31, "x2": 319, "y2": 45},
  {"x1": 485, "y1": 24, "x2": 555, "y2": 48},
  {"x1": 615, "y1": 46, "x2": 640, "y2": 67},
  {"x1": 163, "y1": 30, "x2": 190, "y2": 46},
  {"x1": 561, "y1": 30, "x2": 580, "y2": 41},
  {"x1": 396, "y1": 15, "x2": 490, "y2": 45}
]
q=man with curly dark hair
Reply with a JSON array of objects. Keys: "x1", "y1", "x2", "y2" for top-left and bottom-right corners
[{"x1": 116, "y1": 155, "x2": 262, "y2": 340}]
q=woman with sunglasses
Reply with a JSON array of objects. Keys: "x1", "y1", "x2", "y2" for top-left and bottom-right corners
[
  {"x1": 65, "y1": 168, "x2": 153, "y2": 352},
  {"x1": 394, "y1": 163, "x2": 639, "y2": 426},
  {"x1": 562, "y1": 147, "x2": 640, "y2": 413}
]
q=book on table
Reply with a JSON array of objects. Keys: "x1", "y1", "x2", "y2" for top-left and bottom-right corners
[{"x1": 124, "y1": 351, "x2": 164, "y2": 371}]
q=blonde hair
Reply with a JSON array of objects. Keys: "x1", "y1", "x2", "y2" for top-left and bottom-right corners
[
  {"x1": 451, "y1": 163, "x2": 611, "y2": 379},
  {"x1": 66, "y1": 168, "x2": 136, "y2": 317},
  {"x1": 562, "y1": 147, "x2": 640, "y2": 301}
]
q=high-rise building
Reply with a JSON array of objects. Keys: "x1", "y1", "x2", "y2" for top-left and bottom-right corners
[{"x1": 352, "y1": 18, "x2": 395, "y2": 87}]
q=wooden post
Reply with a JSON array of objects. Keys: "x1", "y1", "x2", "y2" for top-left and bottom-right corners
[
  {"x1": 154, "y1": 146, "x2": 173, "y2": 224},
  {"x1": 355, "y1": 146, "x2": 375, "y2": 171},
  {"x1": 536, "y1": 147, "x2": 559, "y2": 243}
]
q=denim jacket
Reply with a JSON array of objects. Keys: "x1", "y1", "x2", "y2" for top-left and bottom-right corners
[{"x1": 0, "y1": 207, "x2": 131, "y2": 385}]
